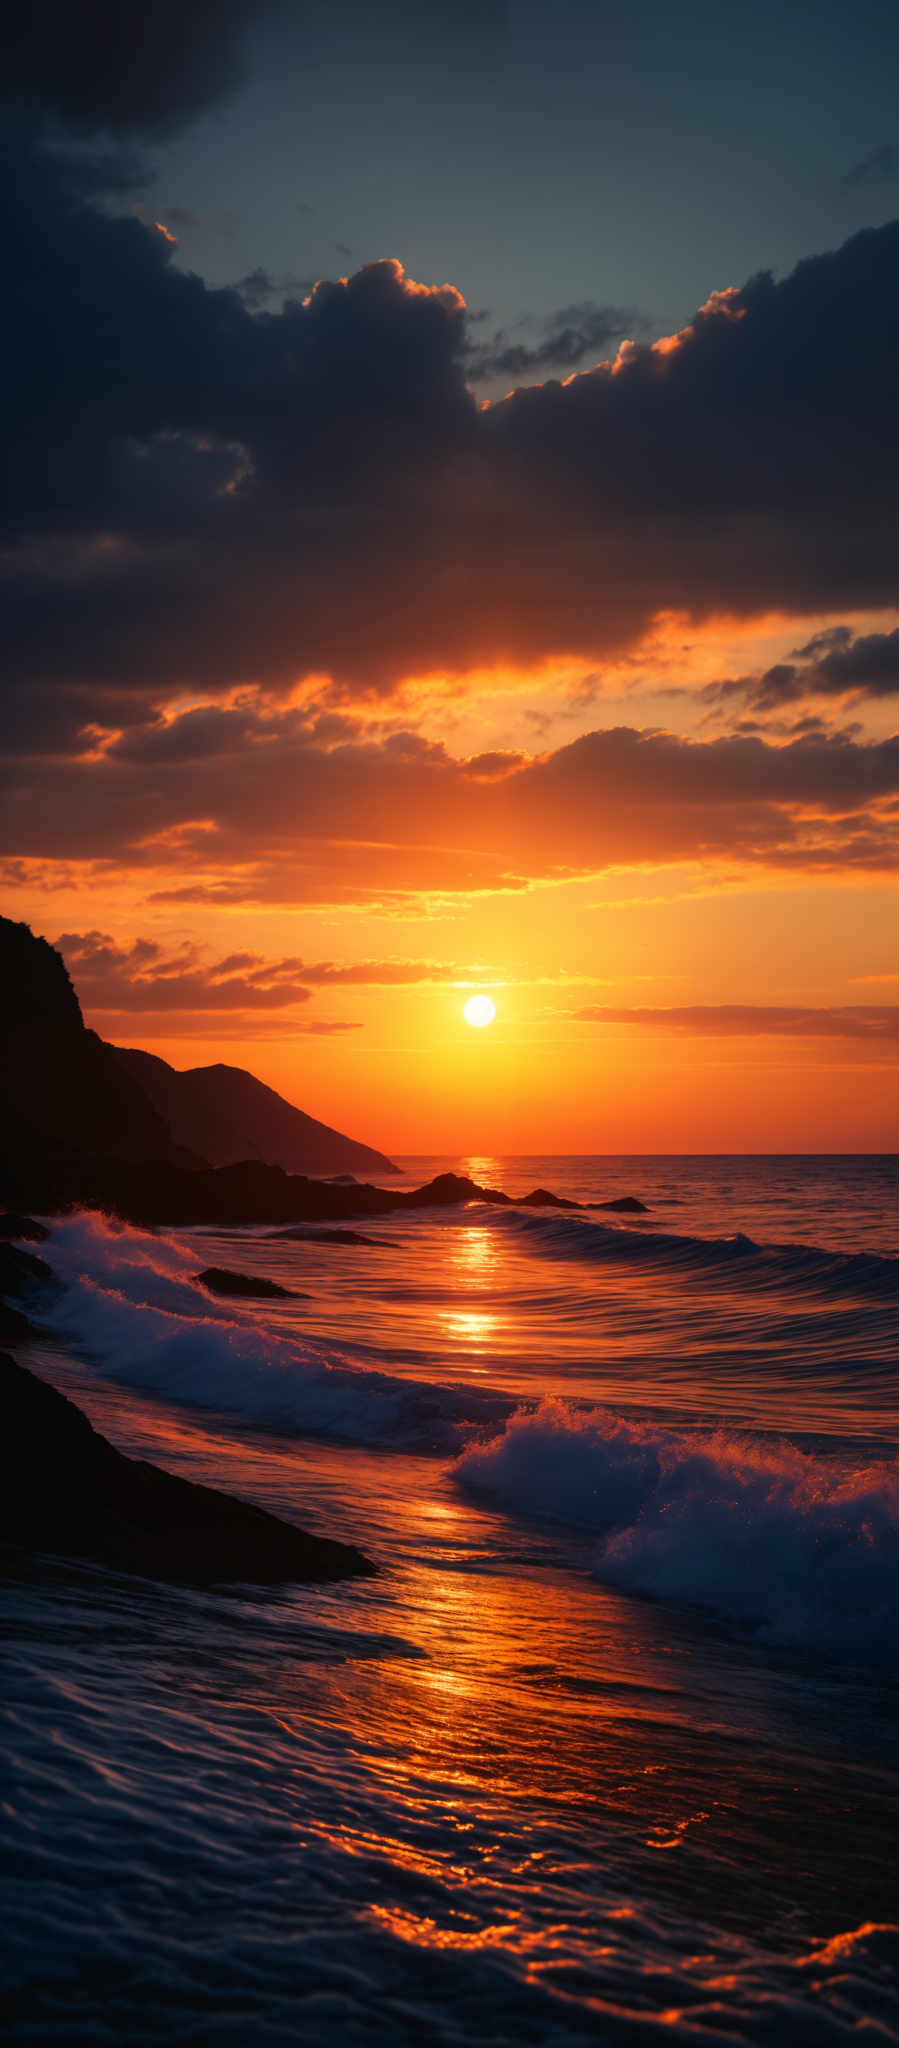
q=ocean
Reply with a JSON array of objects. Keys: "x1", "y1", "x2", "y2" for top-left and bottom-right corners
[{"x1": 3, "y1": 1154, "x2": 899, "y2": 2042}]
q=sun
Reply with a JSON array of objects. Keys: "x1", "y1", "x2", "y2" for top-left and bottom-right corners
[{"x1": 463, "y1": 994, "x2": 496, "y2": 1028}]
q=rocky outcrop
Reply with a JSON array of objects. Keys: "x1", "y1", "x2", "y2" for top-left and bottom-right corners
[
  {"x1": 0, "y1": 1354, "x2": 375, "y2": 1586},
  {"x1": 0, "y1": 1213, "x2": 49, "y2": 1242},
  {"x1": 0, "y1": 1147, "x2": 651, "y2": 1234},
  {"x1": 194, "y1": 1267, "x2": 304, "y2": 1300},
  {"x1": 0, "y1": 1238, "x2": 53, "y2": 1342}
]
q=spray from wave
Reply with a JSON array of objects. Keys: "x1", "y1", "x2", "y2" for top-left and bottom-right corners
[{"x1": 456, "y1": 1400, "x2": 899, "y2": 1663}]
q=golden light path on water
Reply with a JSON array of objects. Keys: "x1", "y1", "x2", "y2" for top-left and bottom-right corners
[{"x1": 14, "y1": 1332, "x2": 898, "y2": 2033}]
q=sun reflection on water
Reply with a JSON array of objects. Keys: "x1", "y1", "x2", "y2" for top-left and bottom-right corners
[
  {"x1": 449, "y1": 1226, "x2": 500, "y2": 1282},
  {"x1": 439, "y1": 1308, "x2": 496, "y2": 1348},
  {"x1": 461, "y1": 1158, "x2": 502, "y2": 1189},
  {"x1": 438, "y1": 1223, "x2": 507, "y2": 1363}
]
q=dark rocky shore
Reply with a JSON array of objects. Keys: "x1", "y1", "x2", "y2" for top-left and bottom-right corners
[
  {"x1": 0, "y1": 1240, "x2": 52, "y2": 1343},
  {"x1": 0, "y1": 1352, "x2": 375, "y2": 1586},
  {"x1": 5, "y1": 1157, "x2": 648, "y2": 1231},
  {"x1": 0, "y1": 1232, "x2": 372, "y2": 1587}
]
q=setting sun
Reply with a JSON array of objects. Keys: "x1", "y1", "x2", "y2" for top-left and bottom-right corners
[{"x1": 463, "y1": 994, "x2": 496, "y2": 1028}]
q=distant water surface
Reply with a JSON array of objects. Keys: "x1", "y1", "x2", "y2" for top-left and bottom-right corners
[
  {"x1": 393, "y1": 1151, "x2": 899, "y2": 1255},
  {"x1": 2, "y1": 1154, "x2": 898, "y2": 2041}
]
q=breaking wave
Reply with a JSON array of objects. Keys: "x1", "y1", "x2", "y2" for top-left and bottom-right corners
[
  {"x1": 28, "y1": 1212, "x2": 899, "y2": 1658},
  {"x1": 37, "y1": 1212, "x2": 511, "y2": 1453},
  {"x1": 456, "y1": 1399, "x2": 899, "y2": 1662}
]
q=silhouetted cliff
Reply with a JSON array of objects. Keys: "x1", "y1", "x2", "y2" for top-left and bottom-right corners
[
  {"x1": 112, "y1": 1045, "x2": 398, "y2": 1178},
  {"x1": 0, "y1": 916, "x2": 197, "y2": 1173},
  {"x1": 0, "y1": 917, "x2": 396, "y2": 1206}
]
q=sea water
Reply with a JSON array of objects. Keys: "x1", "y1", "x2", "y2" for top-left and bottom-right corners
[{"x1": 2, "y1": 1155, "x2": 899, "y2": 2041}]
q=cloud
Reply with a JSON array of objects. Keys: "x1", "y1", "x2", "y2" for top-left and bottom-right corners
[
  {"x1": 297, "y1": 1020, "x2": 362, "y2": 1035},
  {"x1": 797, "y1": 626, "x2": 899, "y2": 698},
  {"x1": 468, "y1": 302, "x2": 644, "y2": 383},
  {"x1": 843, "y1": 144, "x2": 898, "y2": 188},
  {"x1": 3, "y1": 3, "x2": 264, "y2": 139},
  {"x1": 706, "y1": 624, "x2": 899, "y2": 715},
  {"x1": 232, "y1": 267, "x2": 315, "y2": 308},
  {"x1": 3, "y1": 719, "x2": 896, "y2": 907},
  {"x1": 55, "y1": 931, "x2": 316, "y2": 1012},
  {"x1": 296, "y1": 958, "x2": 494, "y2": 985},
  {"x1": 4, "y1": 2, "x2": 509, "y2": 142},
  {"x1": 572, "y1": 1005, "x2": 899, "y2": 1039},
  {"x1": 4, "y1": 123, "x2": 899, "y2": 746},
  {"x1": 53, "y1": 932, "x2": 494, "y2": 1010}
]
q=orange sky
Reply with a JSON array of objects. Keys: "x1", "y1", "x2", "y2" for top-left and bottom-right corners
[
  {"x1": 8, "y1": 103, "x2": 899, "y2": 1157},
  {"x1": 6, "y1": 603, "x2": 899, "y2": 1154}
]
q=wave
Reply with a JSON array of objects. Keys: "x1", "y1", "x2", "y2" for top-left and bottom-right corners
[
  {"x1": 29, "y1": 1214, "x2": 899, "y2": 1657},
  {"x1": 486, "y1": 1203, "x2": 899, "y2": 1299},
  {"x1": 456, "y1": 1400, "x2": 899, "y2": 1663},
  {"x1": 37, "y1": 1212, "x2": 511, "y2": 1453}
]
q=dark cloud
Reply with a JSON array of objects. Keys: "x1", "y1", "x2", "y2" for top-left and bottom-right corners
[
  {"x1": 707, "y1": 625, "x2": 899, "y2": 715},
  {"x1": 573, "y1": 1005, "x2": 899, "y2": 1040},
  {"x1": 4, "y1": 720, "x2": 899, "y2": 906},
  {"x1": 791, "y1": 625, "x2": 854, "y2": 661},
  {"x1": 843, "y1": 144, "x2": 898, "y2": 188},
  {"x1": 3, "y1": 4, "x2": 264, "y2": 139},
  {"x1": 468, "y1": 302, "x2": 644, "y2": 383},
  {"x1": 803, "y1": 627, "x2": 899, "y2": 697},
  {"x1": 3, "y1": 2, "x2": 508, "y2": 141},
  {"x1": 4, "y1": 123, "x2": 899, "y2": 789}
]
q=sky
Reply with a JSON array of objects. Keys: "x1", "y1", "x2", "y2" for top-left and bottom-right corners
[{"x1": 3, "y1": 0, "x2": 899, "y2": 1153}]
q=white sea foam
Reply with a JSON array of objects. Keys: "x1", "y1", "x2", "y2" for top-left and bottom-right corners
[
  {"x1": 456, "y1": 1399, "x2": 899, "y2": 1661},
  {"x1": 38, "y1": 1211, "x2": 509, "y2": 1451}
]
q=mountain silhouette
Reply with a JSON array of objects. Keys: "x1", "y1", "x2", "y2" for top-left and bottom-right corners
[
  {"x1": 112, "y1": 1045, "x2": 397, "y2": 1177},
  {"x1": 0, "y1": 916, "x2": 396, "y2": 1198},
  {"x1": 0, "y1": 915, "x2": 197, "y2": 1171}
]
